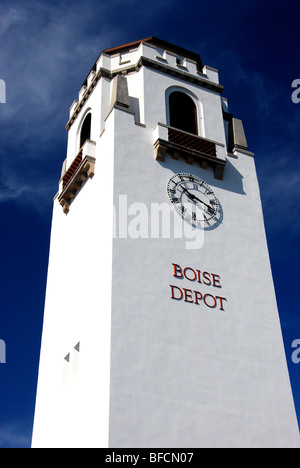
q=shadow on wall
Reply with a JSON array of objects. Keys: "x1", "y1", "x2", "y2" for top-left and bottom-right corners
[
  {"x1": 158, "y1": 156, "x2": 246, "y2": 196},
  {"x1": 210, "y1": 158, "x2": 245, "y2": 196}
]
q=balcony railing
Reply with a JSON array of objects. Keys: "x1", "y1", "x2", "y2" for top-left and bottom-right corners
[
  {"x1": 153, "y1": 123, "x2": 226, "y2": 180},
  {"x1": 168, "y1": 128, "x2": 217, "y2": 157},
  {"x1": 58, "y1": 140, "x2": 96, "y2": 214},
  {"x1": 63, "y1": 151, "x2": 83, "y2": 188}
]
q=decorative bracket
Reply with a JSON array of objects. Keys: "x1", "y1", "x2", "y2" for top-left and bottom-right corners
[
  {"x1": 153, "y1": 123, "x2": 226, "y2": 180},
  {"x1": 58, "y1": 155, "x2": 96, "y2": 214}
]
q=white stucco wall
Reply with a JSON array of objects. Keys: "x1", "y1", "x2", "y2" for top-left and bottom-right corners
[
  {"x1": 108, "y1": 108, "x2": 299, "y2": 448},
  {"x1": 32, "y1": 102, "x2": 115, "y2": 449}
]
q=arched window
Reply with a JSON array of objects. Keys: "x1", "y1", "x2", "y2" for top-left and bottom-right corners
[
  {"x1": 169, "y1": 91, "x2": 198, "y2": 135},
  {"x1": 80, "y1": 113, "x2": 91, "y2": 148}
]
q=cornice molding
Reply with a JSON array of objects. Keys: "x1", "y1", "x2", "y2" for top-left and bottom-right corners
[{"x1": 66, "y1": 58, "x2": 223, "y2": 131}]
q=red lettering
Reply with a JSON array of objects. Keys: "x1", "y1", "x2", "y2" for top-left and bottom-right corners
[
  {"x1": 183, "y1": 288, "x2": 194, "y2": 303},
  {"x1": 194, "y1": 290, "x2": 202, "y2": 305},
  {"x1": 203, "y1": 293, "x2": 217, "y2": 308},
  {"x1": 172, "y1": 263, "x2": 183, "y2": 279},
  {"x1": 211, "y1": 274, "x2": 221, "y2": 288},
  {"x1": 171, "y1": 264, "x2": 227, "y2": 311},
  {"x1": 170, "y1": 285, "x2": 183, "y2": 300},
  {"x1": 196, "y1": 270, "x2": 202, "y2": 284},
  {"x1": 202, "y1": 271, "x2": 211, "y2": 286},
  {"x1": 216, "y1": 296, "x2": 227, "y2": 311},
  {"x1": 183, "y1": 267, "x2": 197, "y2": 282}
]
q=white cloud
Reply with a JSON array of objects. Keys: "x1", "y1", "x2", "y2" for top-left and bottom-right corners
[
  {"x1": 257, "y1": 149, "x2": 300, "y2": 237},
  {"x1": 0, "y1": 422, "x2": 31, "y2": 448},
  {"x1": 0, "y1": 2, "x2": 117, "y2": 210}
]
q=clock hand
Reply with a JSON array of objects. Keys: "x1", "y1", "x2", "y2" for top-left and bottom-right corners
[
  {"x1": 181, "y1": 187, "x2": 211, "y2": 209},
  {"x1": 193, "y1": 196, "x2": 212, "y2": 210},
  {"x1": 181, "y1": 187, "x2": 196, "y2": 201}
]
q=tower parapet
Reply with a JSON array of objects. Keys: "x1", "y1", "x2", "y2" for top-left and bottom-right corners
[{"x1": 60, "y1": 37, "x2": 249, "y2": 213}]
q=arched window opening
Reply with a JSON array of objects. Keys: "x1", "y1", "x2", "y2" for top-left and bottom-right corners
[
  {"x1": 169, "y1": 92, "x2": 198, "y2": 135},
  {"x1": 80, "y1": 113, "x2": 91, "y2": 148}
]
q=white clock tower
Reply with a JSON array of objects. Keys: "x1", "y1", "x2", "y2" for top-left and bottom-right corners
[{"x1": 32, "y1": 37, "x2": 299, "y2": 448}]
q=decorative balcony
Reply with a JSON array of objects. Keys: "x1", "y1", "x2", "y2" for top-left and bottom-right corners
[
  {"x1": 58, "y1": 140, "x2": 96, "y2": 214},
  {"x1": 153, "y1": 123, "x2": 226, "y2": 180}
]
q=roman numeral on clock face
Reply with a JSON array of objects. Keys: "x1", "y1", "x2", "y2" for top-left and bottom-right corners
[{"x1": 167, "y1": 173, "x2": 220, "y2": 226}]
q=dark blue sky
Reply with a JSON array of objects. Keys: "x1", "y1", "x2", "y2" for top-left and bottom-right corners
[{"x1": 0, "y1": 0, "x2": 300, "y2": 447}]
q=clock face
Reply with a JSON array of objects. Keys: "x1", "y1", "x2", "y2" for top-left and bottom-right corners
[{"x1": 167, "y1": 173, "x2": 220, "y2": 227}]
